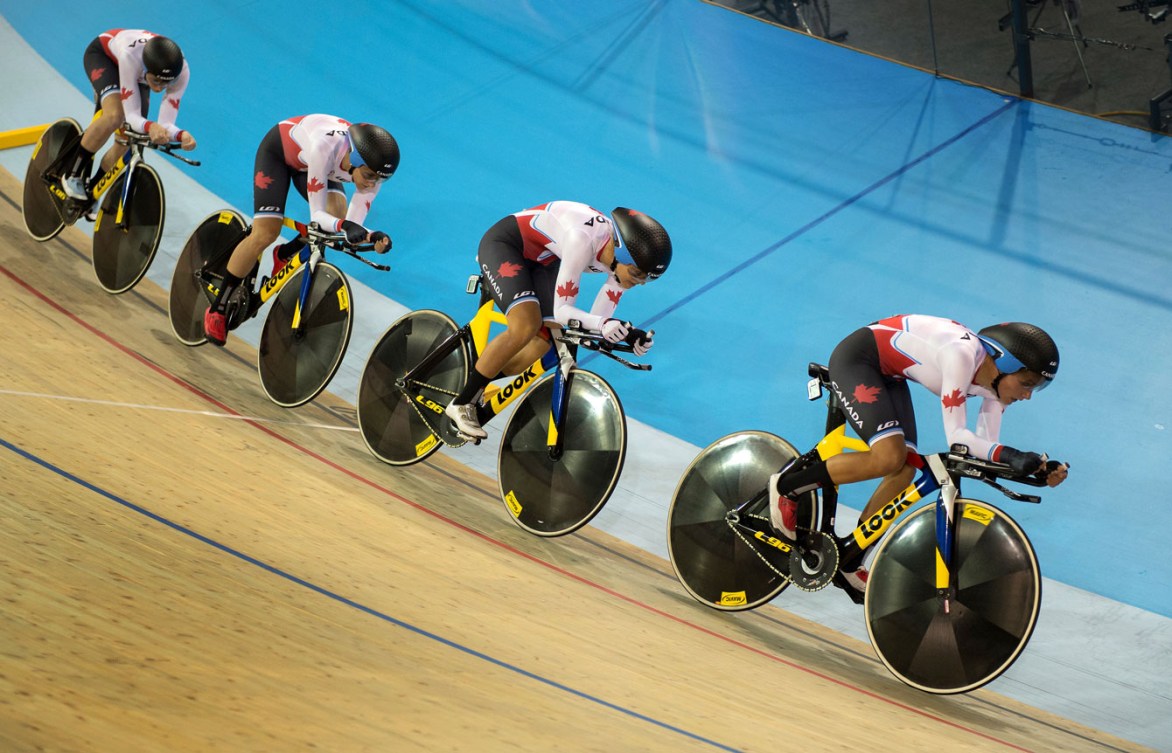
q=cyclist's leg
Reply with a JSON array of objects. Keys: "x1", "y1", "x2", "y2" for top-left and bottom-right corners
[
  {"x1": 62, "y1": 39, "x2": 121, "y2": 197},
  {"x1": 203, "y1": 214, "x2": 279, "y2": 346},
  {"x1": 766, "y1": 328, "x2": 903, "y2": 538},
  {"x1": 472, "y1": 300, "x2": 542, "y2": 383},
  {"x1": 446, "y1": 216, "x2": 544, "y2": 438},
  {"x1": 498, "y1": 328, "x2": 552, "y2": 376},
  {"x1": 822, "y1": 328, "x2": 920, "y2": 591},
  {"x1": 204, "y1": 129, "x2": 289, "y2": 344},
  {"x1": 228, "y1": 127, "x2": 290, "y2": 280},
  {"x1": 854, "y1": 381, "x2": 918, "y2": 521},
  {"x1": 214, "y1": 215, "x2": 280, "y2": 299},
  {"x1": 98, "y1": 84, "x2": 146, "y2": 172},
  {"x1": 497, "y1": 261, "x2": 559, "y2": 376},
  {"x1": 822, "y1": 328, "x2": 911, "y2": 486}
]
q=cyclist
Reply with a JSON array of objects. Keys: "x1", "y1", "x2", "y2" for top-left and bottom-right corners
[
  {"x1": 60, "y1": 29, "x2": 197, "y2": 202},
  {"x1": 444, "y1": 201, "x2": 670, "y2": 440},
  {"x1": 202, "y1": 115, "x2": 398, "y2": 345},
  {"x1": 768, "y1": 314, "x2": 1069, "y2": 599}
]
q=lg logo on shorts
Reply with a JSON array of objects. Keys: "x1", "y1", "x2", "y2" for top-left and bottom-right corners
[{"x1": 877, "y1": 420, "x2": 899, "y2": 431}]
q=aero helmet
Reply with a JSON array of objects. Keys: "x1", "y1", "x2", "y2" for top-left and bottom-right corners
[
  {"x1": 610, "y1": 207, "x2": 672, "y2": 279},
  {"x1": 978, "y1": 322, "x2": 1059, "y2": 391},
  {"x1": 348, "y1": 123, "x2": 400, "y2": 179},
  {"x1": 143, "y1": 36, "x2": 184, "y2": 82}
]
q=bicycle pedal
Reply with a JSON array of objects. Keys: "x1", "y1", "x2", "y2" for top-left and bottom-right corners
[{"x1": 450, "y1": 427, "x2": 483, "y2": 445}]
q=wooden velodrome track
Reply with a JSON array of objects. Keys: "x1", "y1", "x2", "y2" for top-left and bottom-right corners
[{"x1": 0, "y1": 166, "x2": 1147, "y2": 753}]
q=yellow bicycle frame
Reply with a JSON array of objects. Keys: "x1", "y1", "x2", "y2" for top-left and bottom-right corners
[
  {"x1": 813, "y1": 423, "x2": 954, "y2": 590},
  {"x1": 467, "y1": 297, "x2": 554, "y2": 421}
]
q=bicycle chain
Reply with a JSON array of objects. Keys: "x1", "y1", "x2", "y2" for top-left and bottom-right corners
[
  {"x1": 733, "y1": 512, "x2": 835, "y2": 593},
  {"x1": 732, "y1": 512, "x2": 794, "y2": 587},
  {"x1": 402, "y1": 381, "x2": 467, "y2": 448}
]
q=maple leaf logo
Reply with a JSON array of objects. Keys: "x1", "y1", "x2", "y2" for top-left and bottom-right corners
[
  {"x1": 254, "y1": 171, "x2": 273, "y2": 189},
  {"x1": 120, "y1": 87, "x2": 133, "y2": 101},
  {"x1": 556, "y1": 280, "x2": 580, "y2": 299},
  {"x1": 606, "y1": 289, "x2": 623, "y2": 305},
  {"x1": 942, "y1": 389, "x2": 965, "y2": 410},
  {"x1": 497, "y1": 261, "x2": 523, "y2": 278},
  {"x1": 853, "y1": 384, "x2": 881, "y2": 404},
  {"x1": 90, "y1": 67, "x2": 105, "y2": 82},
  {"x1": 306, "y1": 177, "x2": 325, "y2": 194},
  {"x1": 168, "y1": 97, "x2": 180, "y2": 110}
]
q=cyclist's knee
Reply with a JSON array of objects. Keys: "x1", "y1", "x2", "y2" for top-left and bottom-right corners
[
  {"x1": 248, "y1": 218, "x2": 283, "y2": 245},
  {"x1": 870, "y1": 437, "x2": 908, "y2": 476},
  {"x1": 91, "y1": 104, "x2": 124, "y2": 138},
  {"x1": 503, "y1": 306, "x2": 541, "y2": 339}
]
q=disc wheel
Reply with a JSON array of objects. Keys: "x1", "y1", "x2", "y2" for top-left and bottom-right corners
[
  {"x1": 496, "y1": 369, "x2": 625, "y2": 537},
  {"x1": 168, "y1": 210, "x2": 248, "y2": 346},
  {"x1": 667, "y1": 431, "x2": 815, "y2": 611},
  {"x1": 22, "y1": 118, "x2": 81, "y2": 242},
  {"x1": 92, "y1": 163, "x2": 165, "y2": 294},
  {"x1": 865, "y1": 499, "x2": 1042, "y2": 693},
  {"x1": 357, "y1": 310, "x2": 470, "y2": 465},
  {"x1": 258, "y1": 261, "x2": 353, "y2": 407}
]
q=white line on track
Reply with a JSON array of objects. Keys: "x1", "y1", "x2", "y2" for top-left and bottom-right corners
[{"x1": 0, "y1": 389, "x2": 359, "y2": 432}]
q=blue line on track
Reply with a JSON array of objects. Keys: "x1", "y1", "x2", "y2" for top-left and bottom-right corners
[{"x1": 1, "y1": 435, "x2": 743, "y2": 752}]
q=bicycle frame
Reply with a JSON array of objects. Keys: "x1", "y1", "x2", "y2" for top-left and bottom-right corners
[
  {"x1": 401, "y1": 284, "x2": 564, "y2": 449},
  {"x1": 199, "y1": 218, "x2": 381, "y2": 335},
  {"x1": 783, "y1": 368, "x2": 1008, "y2": 606},
  {"x1": 40, "y1": 121, "x2": 198, "y2": 227},
  {"x1": 255, "y1": 222, "x2": 336, "y2": 335},
  {"x1": 466, "y1": 295, "x2": 562, "y2": 428},
  {"x1": 402, "y1": 274, "x2": 641, "y2": 459},
  {"x1": 87, "y1": 143, "x2": 144, "y2": 227}
]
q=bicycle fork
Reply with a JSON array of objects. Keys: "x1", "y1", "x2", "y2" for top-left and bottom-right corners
[
  {"x1": 927, "y1": 454, "x2": 960, "y2": 612},
  {"x1": 543, "y1": 339, "x2": 575, "y2": 460},
  {"x1": 90, "y1": 151, "x2": 139, "y2": 230}
]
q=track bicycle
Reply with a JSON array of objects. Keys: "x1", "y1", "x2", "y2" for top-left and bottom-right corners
[
  {"x1": 357, "y1": 274, "x2": 651, "y2": 536},
  {"x1": 667, "y1": 362, "x2": 1053, "y2": 693},
  {"x1": 22, "y1": 117, "x2": 200, "y2": 294},
  {"x1": 167, "y1": 212, "x2": 389, "y2": 407}
]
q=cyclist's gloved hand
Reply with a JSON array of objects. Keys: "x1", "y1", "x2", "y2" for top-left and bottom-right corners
[
  {"x1": 999, "y1": 446, "x2": 1045, "y2": 475},
  {"x1": 369, "y1": 230, "x2": 392, "y2": 253},
  {"x1": 340, "y1": 220, "x2": 369, "y2": 246},
  {"x1": 601, "y1": 318, "x2": 631, "y2": 344},
  {"x1": 624, "y1": 327, "x2": 653, "y2": 356},
  {"x1": 1038, "y1": 458, "x2": 1069, "y2": 487}
]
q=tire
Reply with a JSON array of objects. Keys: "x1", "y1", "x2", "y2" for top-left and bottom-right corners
[
  {"x1": 667, "y1": 430, "x2": 815, "y2": 611},
  {"x1": 357, "y1": 310, "x2": 470, "y2": 465},
  {"x1": 497, "y1": 369, "x2": 625, "y2": 537},
  {"x1": 258, "y1": 261, "x2": 353, "y2": 408},
  {"x1": 22, "y1": 118, "x2": 81, "y2": 242},
  {"x1": 168, "y1": 209, "x2": 248, "y2": 346},
  {"x1": 92, "y1": 163, "x2": 164, "y2": 294},
  {"x1": 865, "y1": 499, "x2": 1042, "y2": 693}
]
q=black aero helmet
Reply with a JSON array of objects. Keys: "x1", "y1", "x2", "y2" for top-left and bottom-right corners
[
  {"x1": 143, "y1": 36, "x2": 184, "y2": 82},
  {"x1": 610, "y1": 207, "x2": 672, "y2": 279},
  {"x1": 978, "y1": 322, "x2": 1059, "y2": 391},
  {"x1": 348, "y1": 123, "x2": 400, "y2": 179}
]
